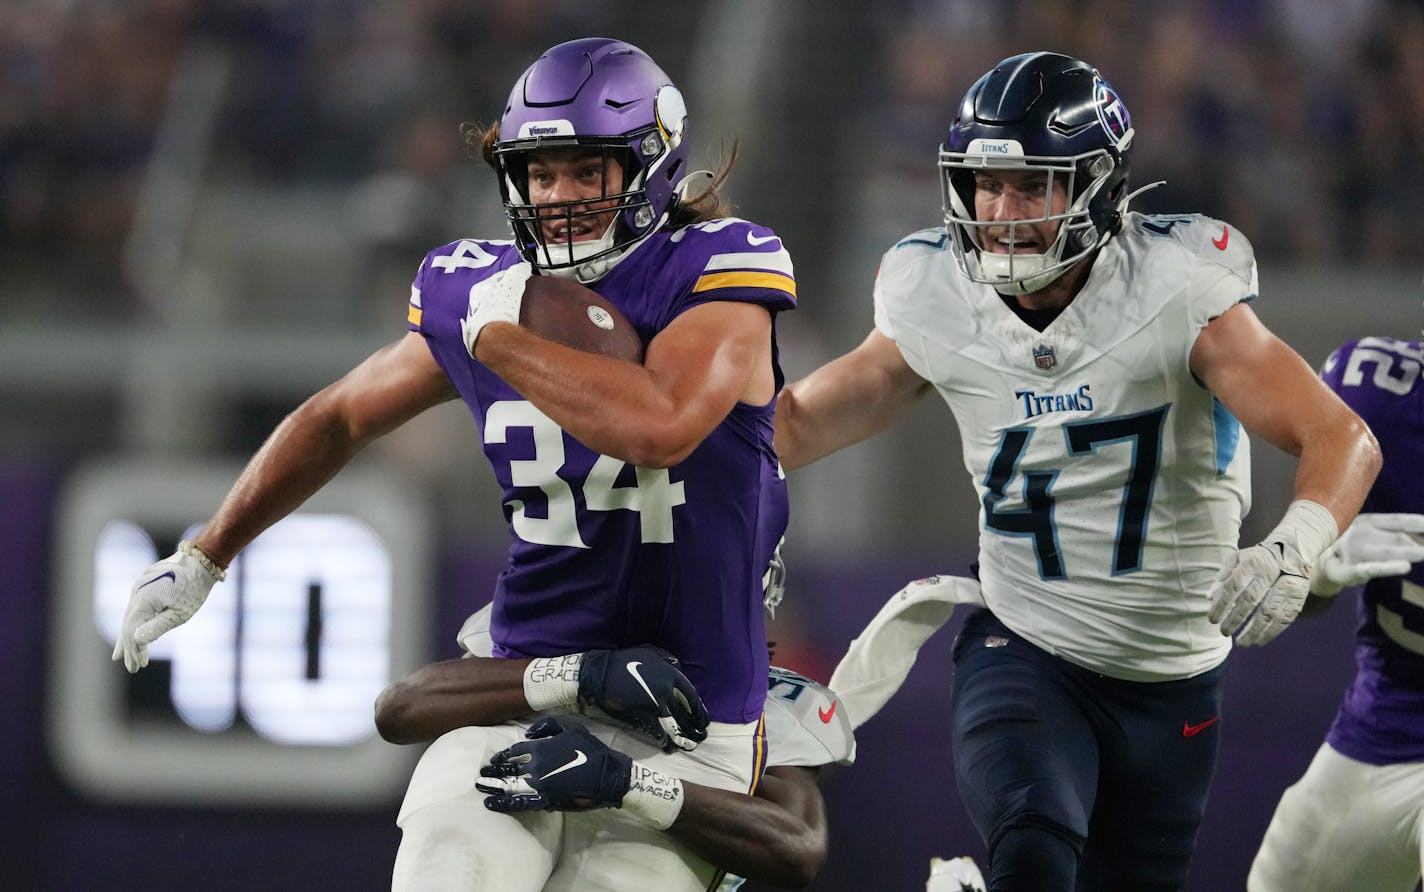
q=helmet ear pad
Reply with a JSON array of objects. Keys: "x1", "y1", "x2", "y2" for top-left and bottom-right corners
[{"x1": 1081, "y1": 148, "x2": 1131, "y2": 247}]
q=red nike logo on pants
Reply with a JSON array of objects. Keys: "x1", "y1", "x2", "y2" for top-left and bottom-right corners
[{"x1": 1182, "y1": 717, "x2": 1219, "y2": 737}]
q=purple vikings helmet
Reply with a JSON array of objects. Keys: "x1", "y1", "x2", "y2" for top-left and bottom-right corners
[
  {"x1": 940, "y1": 52, "x2": 1136, "y2": 295},
  {"x1": 492, "y1": 38, "x2": 690, "y2": 282}
]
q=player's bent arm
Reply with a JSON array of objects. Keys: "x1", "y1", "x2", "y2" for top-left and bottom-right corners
[
  {"x1": 194, "y1": 332, "x2": 457, "y2": 564},
  {"x1": 482, "y1": 721, "x2": 828, "y2": 887},
  {"x1": 474, "y1": 301, "x2": 772, "y2": 468},
  {"x1": 1190, "y1": 303, "x2": 1381, "y2": 530},
  {"x1": 774, "y1": 328, "x2": 932, "y2": 472},
  {"x1": 671, "y1": 765, "x2": 828, "y2": 890}
]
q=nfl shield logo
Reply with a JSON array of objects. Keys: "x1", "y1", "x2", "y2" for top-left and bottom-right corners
[{"x1": 1033, "y1": 343, "x2": 1057, "y2": 370}]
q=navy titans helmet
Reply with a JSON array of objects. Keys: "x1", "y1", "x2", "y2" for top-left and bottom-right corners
[
  {"x1": 493, "y1": 38, "x2": 690, "y2": 283},
  {"x1": 940, "y1": 52, "x2": 1136, "y2": 295}
]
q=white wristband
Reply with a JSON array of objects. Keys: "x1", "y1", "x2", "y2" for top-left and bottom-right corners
[
  {"x1": 1265, "y1": 500, "x2": 1339, "y2": 569},
  {"x1": 179, "y1": 539, "x2": 227, "y2": 582},
  {"x1": 522, "y1": 654, "x2": 583, "y2": 713},
  {"x1": 621, "y1": 761, "x2": 685, "y2": 830}
]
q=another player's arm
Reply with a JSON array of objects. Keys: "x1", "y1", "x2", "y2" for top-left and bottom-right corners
[
  {"x1": 672, "y1": 765, "x2": 827, "y2": 890},
  {"x1": 382, "y1": 653, "x2": 827, "y2": 886},
  {"x1": 374, "y1": 654, "x2": 534, "y2": 745},
  {"x1": 193, "y1": 332, "x2": 457, "y2": 564},
  {"x1": 376, "y1": 627, "x2": 709, "y2": 751},
  {"x1": 1190, "y1": 303, "x2": 1380, "y2": 531},
  {"x1": 474, "y1": 299, "x2": 773, "y2": 468},
  {"x1": 774, "y1": 327, "x2": 933, "y2": 471}
]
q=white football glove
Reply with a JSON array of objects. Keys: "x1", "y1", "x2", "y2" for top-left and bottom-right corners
[
  {"x1": 1208, "y1": 500, "x2": 1338, "y2": 647},
  {"x1": 112, "y1": 540, "x2": 225, "y2": 672},
  {"x1": 460, "y1": 261, "x2": 531, "y2": 357},
  {"x1": 1310, "y1": 512, "x2": 1424, "y2": 597}
]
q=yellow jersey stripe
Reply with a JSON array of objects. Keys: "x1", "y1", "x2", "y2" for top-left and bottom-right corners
[
  {"x1": 692, "y1": 270, "x2": 796, "y2": 297},
  {"x1": 407, "y1": 305, "x2": 423, "y2": 327},
  {"x1": 699, "y1": 715, "x2": 766, "y2": 891},
  {"x1": 746, "y1": 713, "x2": 767, "y2": 796}
]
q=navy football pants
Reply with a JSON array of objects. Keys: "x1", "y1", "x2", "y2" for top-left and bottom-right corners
[{"x1": 950, "y1": 608, "x2": 1224, "y2": 892}]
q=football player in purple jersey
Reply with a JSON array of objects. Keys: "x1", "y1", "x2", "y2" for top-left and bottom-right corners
[
  {"x1": 774, "y1": 52, "x2": 1380, "y2": 890},
  {"x1": 1248, "y1": 328, "x2": 1424, "y2": 891},
  {"x1": 110, "y1": 38, "x2": 797, "y2": 890}
]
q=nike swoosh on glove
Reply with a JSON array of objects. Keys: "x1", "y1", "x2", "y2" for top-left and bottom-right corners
[
  {"x1": 1208, "y1": 500, "x2": 1337, "y2": 647},
  {"x1": 477, "y1": 717, "x2": 631, "y2": 813},
  {"x1": 112, "y1": 540, "x2": 225, "y2": 672},
  {"x1": 578, "y1": 645, "x2": 710, "y2": 753},
  {"x1": 1208, "y1": 541, "x2": 1312, "y2": 646}
]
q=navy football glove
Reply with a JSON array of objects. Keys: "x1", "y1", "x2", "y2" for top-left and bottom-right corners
[
  {"x1": 577, "y1": 645, "x2": 709, "y2": 752},
  {"x1": 477, "y1": 717, "x2": 631, "y2": 813}
]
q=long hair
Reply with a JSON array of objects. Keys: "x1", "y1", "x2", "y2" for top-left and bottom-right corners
[{"x1": 460, "y1": 121, "x2": 737, "y2": 225}]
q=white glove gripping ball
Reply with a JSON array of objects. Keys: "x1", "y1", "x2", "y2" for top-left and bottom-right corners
[{"x1": 461, "y1": 261, "x2": 532, "y2": 357}]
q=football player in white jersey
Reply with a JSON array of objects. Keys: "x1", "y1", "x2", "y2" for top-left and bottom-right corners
[
  {"x1": 774, "y1": 52, "x2": 1381, "y2": 890},
  {"x1": 375, "y1": 574, "x2": 987, "y2": 891}
]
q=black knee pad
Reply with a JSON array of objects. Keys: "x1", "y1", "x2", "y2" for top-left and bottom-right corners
[{"x1": 987, "y1": 816, "x2": 1084, "y2": 892}]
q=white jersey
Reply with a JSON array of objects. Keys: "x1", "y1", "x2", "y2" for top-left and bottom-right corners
[
  {"x1": 764, "y1": 666, "x2": 856, "y2": 768},
  {"x1": 717, "y1": 667, "x2": 853, "y2": 892},
  {"x1": 874, "y1": 212, "x2": 1256, "y2": 681}
]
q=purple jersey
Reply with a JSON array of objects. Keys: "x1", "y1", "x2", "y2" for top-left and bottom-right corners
[
  {"x1": 1319, "y1": 336, "x2": 1424, "y2": 764},
  {"x1": 407, "y1": 219, "x2": 796, "y2": 723}
]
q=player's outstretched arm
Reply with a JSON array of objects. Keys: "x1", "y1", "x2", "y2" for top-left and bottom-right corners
[
  {"x1": 1300, "y1": 512, "x2": 1424, "y2": 619},
  {"x1": 194, "y1": 332, "x2": 458, "y2": 565},
  {"x1": 479, "y1": 718, "x2": 827, "y2": 889},
  {"x1": 774, "y1": 328, "x2": 932, "y2": 472},
  {"x1": 112, "y1": 332, "x2": 457, "y2": 672},
  {"x1": 1309, "y1": 512, "x2": 1424, "y2": 597}
]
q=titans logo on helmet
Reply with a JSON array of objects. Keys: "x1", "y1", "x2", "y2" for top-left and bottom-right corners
[{"x1": 1094, "y1": 78, "x2": 1130, "y2": 141}]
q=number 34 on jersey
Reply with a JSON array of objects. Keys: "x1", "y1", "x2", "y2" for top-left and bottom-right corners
[{"x1": 486, "y1": 399, "x2": 686, "y2": 547}]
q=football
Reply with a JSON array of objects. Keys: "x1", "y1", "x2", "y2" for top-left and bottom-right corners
[{"x1": 519, "y1": 274, "x2": 644, "y2": 363}]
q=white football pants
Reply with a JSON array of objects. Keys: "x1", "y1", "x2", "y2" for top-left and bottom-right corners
[
  {"x1": 1249, "y1": 742, "x2": 1424, "y2": 892},
  {"x1": 391, "y1": 713, "x2": 762, "y2": 892}
]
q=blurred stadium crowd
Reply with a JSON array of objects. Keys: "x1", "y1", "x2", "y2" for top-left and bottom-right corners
[{"x1": 2, "y1": 0, "x2": 1421, "y2": 330}]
